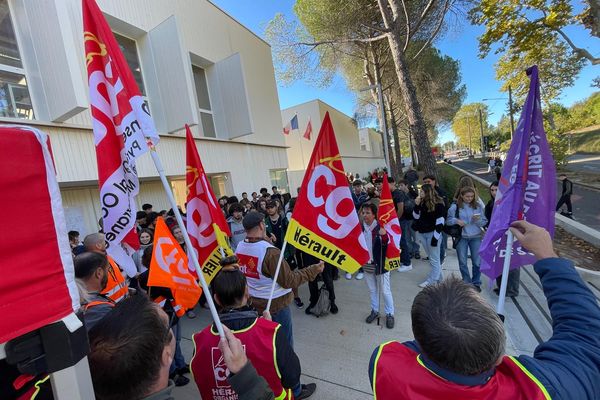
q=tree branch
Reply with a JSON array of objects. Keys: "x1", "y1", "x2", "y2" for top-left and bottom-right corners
[
  {"x1": 400, "y1": 0, "x2": 411, "y2": 51},
  {"x1": 410, "y1": 0, "x2": 438, "y2": 40},
  {"x1": 411, "y1": 0, "x2": 450, "y2": 61},
  {"x1": 547, "y1": 25, "x2": 600, "y2": 65},
  {"x1": 297, "y1": 33, "x2": 389, "y2": 47},
  {"x1": 360, "y1": 23, "x2": 391, "y2": 34}
]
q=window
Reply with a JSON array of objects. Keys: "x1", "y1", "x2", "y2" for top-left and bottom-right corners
[
  {"x1": 114, "y1": 33, "x2": 146, "y2": 96},
  {"x1": 192, "y1": 65, "x2": 216, "y2": 138},
  {"x1": 0, "y1": 1, "x2": 33, "y2": 119},
  {"x1": 270, "y1": 170, "x2": 289, "y2": 194}
]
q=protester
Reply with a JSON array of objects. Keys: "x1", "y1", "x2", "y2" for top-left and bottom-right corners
[
  {"x1": 138, "y1": 245, "x2": 190, "y2": 387},
  {"x1": 412, "y1": 184, "x2": 445, "y2": 288},
  {"x1": 142, "y1": 203, "x2": 153, "y2": 214},
  {"x1": 74, "y1": 252, "x2": 115, "y2": 332},
  {"x1": 403, "y1": 166, "x2": 419, "y2": 189},
  {"x1": 146, "y1": 212, "x2": 159, "y2": 231},
  {"x1": 423, "y1": 175, "x2": 449, "y2": 264},
  {"x1": 251, "y1": 192, "x2": 260, "y2": 208},
  {"x1": 452, "y1": 175, "x2": 478, "y2": 201},
  {"x1": 68, "y1": 230, "x2": 80, "y2": 249},
  {"x1": 88, "y1": 295, "x2": 176, "y2": 400},
  {"x1": 556, "y1": 173, "x2": 574, "y2": 216},
  {"x1": 487, "y1": 157, "x2": 496, "y2": 173},
  {"x1": 227, "y1": 203, "x2": 247, "y2": 251},
  {"x1": 83, "y1": 232, "x2": 129, "y2": 303},
  {"x1": 191, "y1": 257, "x2": 316, "y2": 399},
  {"x1": 447, "y1": 187, "x2": 488, "y2": 292},
  {"x1": 235, "y1": 211, "x2": 324, "y2": 348},
  {"x1": 360, "y1": 203, "x2": 394, "y2": 329},
  {"x1": 258, "y1": 199, "x2": 268, "y2": 213},
  {"x1": 391, "y1": 178, "x2": 414, "y2": 272},
  {"x1": 365, "y1": 183, "x2": 380, "y2": 209},
  {"x1": 133, "y1": 228, "x2": 154, "y2": 275},
  {"x1": 136, "y1": 211, "x2": 148, "y2": 231},
  {"x1": 271, "y1": 186, "x2": 282, "y2": 203},
  {"x1": 485, "y1": 181, "x2": 520, "y2": 297},
  {"x1": 369, "y1": 220, "x2": 600, "y2": 400},
  {"x1": 302, "y1": 252, "x2": 338, "y2": 315},
  {"x1": 240, "y1": 192, "x2": 251, "y2": 208},
  {"x1": 352, "y1": 179, "x2": 368, "y2": 211}
]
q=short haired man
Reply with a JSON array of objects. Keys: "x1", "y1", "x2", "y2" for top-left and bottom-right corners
[
  {"x1": 142, "y1": 203, "x2": 153, "y2": 214},
  {"x1": 556, "y1": 173, "x2": 574, "y2": 216},
  {"x1": 360, "y1": 203, "x2": 394, "y2": 329},
  {"x1": 74, "y1": 252, "x2": 115, "y2": 331},
  {"x1": 370, "y1": 220, "x2": 600, "y2": 399},
  {"x1": 83, "y1": 232, "x2": 128, "y2": 303},
  {"x1": 68, "y1": 230, "x2": 80, "y2": 248},
  {"x1": 240, "y1": 192, "x2": 250, "y2": 207},
  {"x1": 136, "y1": 211, "x2": 148, "y2": 231},
  {"x1": 352, "y1": 179, "x2": 368, "y2": 211},
  {"x1": 227, "y1": 203, "x2": 247, "y2": 251},
  {"x1": 191, "y1": 257, "x2": 316, "y2": 399},
  {"x1": 235, "y1": 212, "x2": 324, "y2": 348}
]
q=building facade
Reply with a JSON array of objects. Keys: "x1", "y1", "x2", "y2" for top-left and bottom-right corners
[
  {"x1": 0, "y1": 0, "x2": 289, "y2": 236},
  {"x1": 281, "y1": 99, "x2": 386, "y2": 195}
]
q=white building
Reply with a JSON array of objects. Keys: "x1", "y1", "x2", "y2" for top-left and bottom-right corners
[
  {"x1": 0, "y1": 0, "x2": 290, "y2": 236},
  {"x1": 281, "y1": 99, "x2": 386, "y2": 195}
]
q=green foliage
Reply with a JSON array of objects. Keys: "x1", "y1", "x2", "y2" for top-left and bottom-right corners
[
  {"x1": 451, "y1": 103, "x2": 490, "y2": 151},
  {"x1": 568, "y1": 126, "x2": 600, "y2": 154},
  {"x1": 546, "y1": 129, "x2": 569, "y2": 166},
  {"x1": 469, "y1": 0, "x2": 597, "y2": 104},
  {"x1": 437, "y1": 163, "x2": 491, "y2": 204}
]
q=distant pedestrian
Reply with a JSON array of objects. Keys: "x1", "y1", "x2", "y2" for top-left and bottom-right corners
[{"x1": 556, "y1": 173, "x2": 573, "y2": 216}]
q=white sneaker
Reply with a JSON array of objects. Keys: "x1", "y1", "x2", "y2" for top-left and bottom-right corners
[
  {"x1": 398, "y1": 265, "x2": 413, "y2": 272},
  {"x1": 345, "y1": 273, "x2": 352, "y2": 280},
  {"x1": 356, "y1": 272, "x2": 365, "y2": 280},
  {"x1": 418, "y1": 281, "x2": 431, "y2": 288}
]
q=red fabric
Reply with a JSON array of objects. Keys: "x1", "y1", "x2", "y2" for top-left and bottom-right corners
[
  {"x1": 191, "y1": 318, "x2": 290, "y2": 399},
  {"x1": 285, "y1": 112, "x2": 369, "y2": 273},
  {"x1": 302, "y1": 119, "x2": 312, "y2": 140},
  {"x1": 377, "y1": 174, "x2": 402, "y2": 271},
  {"x1": 0, "y1": 128, "x2": 73, "y2": 343},
  {"x1": 374, "y1": 342, "x2": 547, "y2": 400}
]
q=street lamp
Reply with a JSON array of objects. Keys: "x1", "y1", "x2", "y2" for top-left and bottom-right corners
[
  {"x1": 482, "y1": 85, "x2": 516, "y2": 139},
  {"x1": 360, "y1": 83, "x2": 391, "y2": 172}
]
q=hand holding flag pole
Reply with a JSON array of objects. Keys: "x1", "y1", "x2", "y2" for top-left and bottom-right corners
[{"x1": 265, "y1": 241, "x2": 288, "y2": 312}]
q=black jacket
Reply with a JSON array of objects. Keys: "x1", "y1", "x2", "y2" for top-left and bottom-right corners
[{"x1": 362, "y1": 222, "x2": 389, "y2": 275}]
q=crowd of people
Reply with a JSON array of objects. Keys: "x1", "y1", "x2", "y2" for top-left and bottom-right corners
[{"x1": 12, "y1": 171, "x2": 600, "y2": 400}]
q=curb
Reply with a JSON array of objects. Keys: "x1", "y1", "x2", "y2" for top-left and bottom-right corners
[{"x1": 446, "y1": 163, "x2": 600, "y2": 248}]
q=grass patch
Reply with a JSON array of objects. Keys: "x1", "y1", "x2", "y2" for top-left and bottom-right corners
[
  {"x1": 569, "y1": 126, "x2": 600, "y2": 154},
  {"x1": 437, "y1": 162, "x2": 491, "y2": 204}
]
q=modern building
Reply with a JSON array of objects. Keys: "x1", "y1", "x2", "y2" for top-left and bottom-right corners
[
  {"x1": 0, "y1": 0, "x2": 290, "y2": 236},
  {"x1": 281, "y1": 99, "x2": 386, "y2": 195}
]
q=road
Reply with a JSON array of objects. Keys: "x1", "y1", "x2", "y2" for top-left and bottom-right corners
[
  {"x1": 566, "y1": 154, "x2": 600, "y2": 174},
  {"x1": 453, "y1": 159, "x2": 600, "y2": 231}
]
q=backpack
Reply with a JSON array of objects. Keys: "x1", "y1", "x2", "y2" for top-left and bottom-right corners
[
  {"x1": 403, "y1": 197, "x2": 415, "y2": 220},
  {"x1": 310, "y1": 285, "x2": 330, "y2": 317}
]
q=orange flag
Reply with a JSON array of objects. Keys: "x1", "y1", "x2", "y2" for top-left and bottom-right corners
[
  {"x1": 148, "y1": 217, "x2": 202, "y2": 309},
  {"x1": 285, "y1": 112, "x2": 369, "y2": 273},
  {"x1": 378, "y1": 174, "x2": 402, "y2": 271},
  {"x1": 185, "y1": 125, "x2": 232, "y2": 284}
]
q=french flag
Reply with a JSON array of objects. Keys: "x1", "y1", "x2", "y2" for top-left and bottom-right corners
[{"x1": 283, "y1": 114, "x2": 299, "y2": 135}]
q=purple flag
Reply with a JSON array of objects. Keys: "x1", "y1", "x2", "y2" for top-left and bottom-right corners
[{"x1": 479, "y1": 66, "x2": 556, "y2": 280}]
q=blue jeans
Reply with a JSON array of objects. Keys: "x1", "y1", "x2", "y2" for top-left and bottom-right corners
[
  {"x1": 417, "y1": 232, "x2": 442, "y2": 283},
  {"x1": 169, "y1": 320, "x2": 186, "y2": 373},
  {"x1": 399, "y1": 219, "x2": 413, "y2": 266},
  {"x1": 272, "y1": 305, "x2": 294, "y2": 348},
  {"x1": 456, "y1": 236, "x2": 482, "y2": 286},
  {"x1": 440, "y1": 232, "x2": 448, "y2": 264}
]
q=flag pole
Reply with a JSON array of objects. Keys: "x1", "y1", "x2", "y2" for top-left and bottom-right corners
[
  {"x1": 149, "y1": 149, "x2": 225, "y2": 338},
  {"x1": 265, "y1": 240, "x2": 288, "y2": 312},
  {"x1": 496, "y1": 230, "x2": 514, "y2": 317}
]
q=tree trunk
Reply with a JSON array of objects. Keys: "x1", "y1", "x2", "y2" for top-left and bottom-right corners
[
  {"x1": 386, "y1": 98, "x2": 403, "y2": 179},
  {"x1": 378, "y1": 0, "x2": 438, "y2": 177}
]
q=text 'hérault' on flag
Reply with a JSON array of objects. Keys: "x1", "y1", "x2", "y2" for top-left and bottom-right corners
[
  {"x1": 83, "y1": 0, "x2": 160, "y2": 278},
  {"x1": 185, "y1": 125, "x2": 232, "y2": 284},
  {"x1": 285, "y1": 112, "x2": 369, "y2": 273},
  {"x1": 479, "y1": 65, "x2": 556, "y2": 280},
  {"x1": 378, "y1": 174, "x2": 402, "y2": 271},
  {"x1": 149, "y1": 217, "x2": 202, "y2": 312}
]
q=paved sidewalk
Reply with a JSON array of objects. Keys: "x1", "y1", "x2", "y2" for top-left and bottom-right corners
[{"x1": 173, "y1": 246, "x2": 526, "y2": 400}]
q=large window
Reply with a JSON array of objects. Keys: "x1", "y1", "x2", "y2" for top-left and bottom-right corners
[
  {"x1": 270, "y1": 169, "x2": 289, "y2": 194},
  {"x1": 0, "y1": 1, "x2": 33, "y2": 119},
  {"x1": 192, "y1": 65, "x2": 216, "y2": 138},
  {"x1": 114, "y1": 33, "x2": 146, "y2": 96}
]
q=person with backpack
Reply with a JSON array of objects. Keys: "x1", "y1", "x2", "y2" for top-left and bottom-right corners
[
  {"x1": 447, "y1": 187, "x2": 487, "y2": 292},
  {"x1": 391, "y1": 178, "x2": 415, "y2": 272},
  {"x1": 302, "y1": 252, "x2": 338, "y2": 316}
]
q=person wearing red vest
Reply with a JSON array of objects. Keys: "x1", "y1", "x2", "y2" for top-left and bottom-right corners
[
  {"x1": 191, "y1": 256, "x2": 317, "y2": 400},
  {"x1": 83, "y1": 232, "x2": 129, "y2": 303},
  {"x1": 74, "y1": 252, "x2": 115, "y2": 332},
  {"x1": 369, "y1": 221, "x2": 600, "y2": 399}
]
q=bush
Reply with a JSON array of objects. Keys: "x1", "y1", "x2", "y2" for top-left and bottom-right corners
[{"x1": 437, "y1": 163, "x2": 492, "y2": 204}]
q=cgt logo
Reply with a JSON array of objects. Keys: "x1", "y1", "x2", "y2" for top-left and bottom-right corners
[{"x1": 212, "y1": 345, "x2": 246, "y2": 387}]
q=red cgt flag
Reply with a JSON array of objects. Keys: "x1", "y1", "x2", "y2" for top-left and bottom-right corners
[
  {"x1": 83, "y1": 0, "x2": 160, "y2": 277},
  {"x1": 285, "y1": 112, "x2": 369, "y2": 273},
  {"x1": 185, "y1": 125, "x2": 232, "y2": 284},
  {"x1": 378, "y1": 174, "x2": 402, "y2": 271}
]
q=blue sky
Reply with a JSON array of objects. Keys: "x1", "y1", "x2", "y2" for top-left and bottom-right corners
[{"x1": 211, "y1": 0, "x2": 599, "y2": 144}]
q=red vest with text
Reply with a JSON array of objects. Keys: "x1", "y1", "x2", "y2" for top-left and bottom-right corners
[
  {"x1": 190, "y1": 318, "x2": 292, "y2": 400},
  {"x1": 373, "y1": 341, "x2": 550, "y2": 400}
]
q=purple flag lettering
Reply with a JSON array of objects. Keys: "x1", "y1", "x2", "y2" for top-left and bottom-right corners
[{"x1": 479, "y1": 66, "x2": 556, "y2": 280}]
